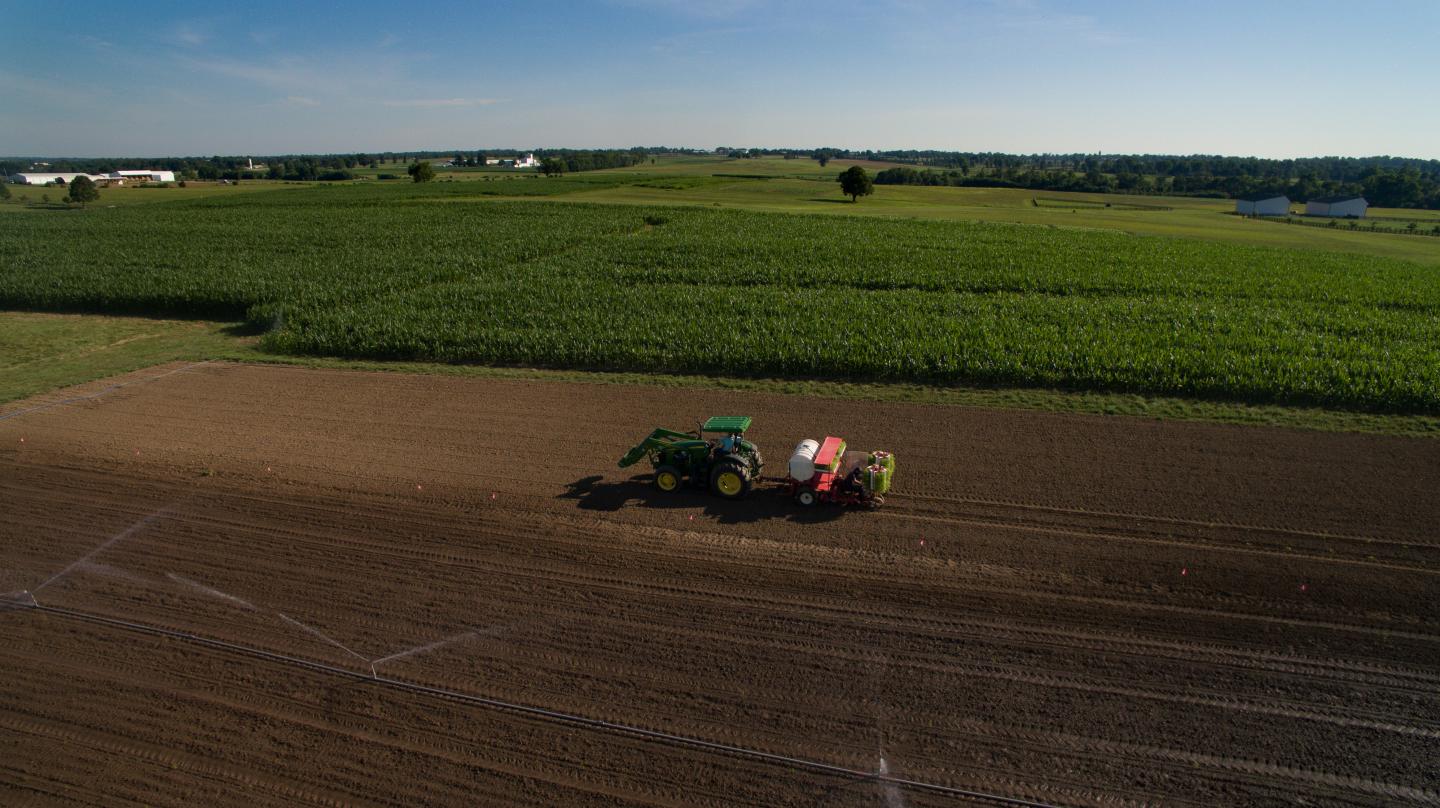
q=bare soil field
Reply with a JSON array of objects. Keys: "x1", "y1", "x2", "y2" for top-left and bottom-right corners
[{"x1": 2, "y1": 362, "x2": 1438, "y2": 806}]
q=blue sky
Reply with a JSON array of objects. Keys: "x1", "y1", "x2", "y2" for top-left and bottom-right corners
[{"x1": 4, "y1": 0, "x2": 1438, "y2": 157}]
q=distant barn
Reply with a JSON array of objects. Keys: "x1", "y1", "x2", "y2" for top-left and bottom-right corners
[
  {"x1": 1235, "y1": 193, "x2": 1290, "y2": 217},
  {"x1": 115, "y1": 169, "x2": 177, "y2": 183},
  {"x1": 1306, "y1": 195, "x2": 1368, "y2": 218},
  {"x1": 9, "y1": 170, "x2": 175, "y2": 185},
  {"x1": 9, "y1": 172, "x2": 97, "y2": 186}
]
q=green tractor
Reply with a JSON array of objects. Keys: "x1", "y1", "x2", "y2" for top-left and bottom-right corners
[{"x1": 618, "y1": 416, "x2": 765, "y2": 499}]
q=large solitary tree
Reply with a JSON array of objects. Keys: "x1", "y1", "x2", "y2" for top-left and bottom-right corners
[
  {"x1": 539, "y1": 157, "x2": 566, "y2": 177},
  {"x1": 838, "y1": 165, "x2": 873, "y2": 202},
  {"x1": 408, "y1": 161, "x2": 436, "y2": 183},
  {"x1": 67, "y1": 175, "x2": 100, "y2": 208}
]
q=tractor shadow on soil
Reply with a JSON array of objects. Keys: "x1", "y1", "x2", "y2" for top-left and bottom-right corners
[{"x1": 559, "y1": 475, "x2": 847, "y2": 525}]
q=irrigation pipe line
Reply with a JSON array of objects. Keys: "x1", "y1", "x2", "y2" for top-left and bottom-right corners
[
  {"x1": 0, "y1": 361, "x2": 210, "y2": 423},
  {"x1": 8, "y1": 599, "x2": 1061, "y2": 808}
]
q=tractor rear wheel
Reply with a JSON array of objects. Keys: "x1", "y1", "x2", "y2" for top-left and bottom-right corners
[
  {"x1": 654, "y1": 465, "x2": 682, "y2": 493},
  {"x1": 709, "y1": 460, "x2": 751, "y2": 499}
]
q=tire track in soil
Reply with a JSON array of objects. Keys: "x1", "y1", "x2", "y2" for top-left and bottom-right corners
[
  {"x1": 11, "y1": 469, "x2": 1440, "y2": 789},
  {"x1": 11, "y1": 472, "x2": 1440, "y2": 705},
  {"x1": 0, "y1": 613, "x2": 1055, "y2": 808},
  {"x1": 66, "y1": 504, "x2": 1435, "y2": 739},
  {"x1": 4, "y1": 610, "x2": 1390, "y2": 808},
  {"x1": 12, "y1": 606, "x2": 1430, "y2": 808}
]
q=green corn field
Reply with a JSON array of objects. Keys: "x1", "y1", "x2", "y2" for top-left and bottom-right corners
[{"x1": 2, "y1": 183, "x2": 1438, "y2": 412}]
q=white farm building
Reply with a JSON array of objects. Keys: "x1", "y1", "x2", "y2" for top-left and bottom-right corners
[
  {"x1": 1305, "y1": 195, "x2": 1368, "y2": 218},
  {"x1": 9, "y1": 173, "x2": 97, "y2": 186},
  {"x1": 1235, "y1": 193, "x2": 1290, "y2": 216},
  {"x1": 115, "y1": 169, "x2": 176, "y2": 183},
  {"x1": 8, "y1": 169, "x2": 175, "y2": 186},
  {"x1": 484, "y1": 153, "x2": 540, "y2": 168}
]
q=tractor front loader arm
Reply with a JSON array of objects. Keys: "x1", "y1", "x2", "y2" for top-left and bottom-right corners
[{"x1": 618, "y1": 428, "x2": 697, "y2": 468}]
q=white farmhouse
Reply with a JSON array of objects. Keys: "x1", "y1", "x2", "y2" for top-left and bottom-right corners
[
  {"x1": 1305, "y1": 195, "x2": 1368, "y2": 218},
  {"x1": 513, "y1": 153, "x2": 539, "y2": 168},
  {"x1": 1235, "y1": 193, "x2": 1290, "y2": 216}
]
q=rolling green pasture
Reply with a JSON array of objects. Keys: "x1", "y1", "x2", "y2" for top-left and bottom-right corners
[
  {"x1": 553, "y1": 175, "x2": 1440, "y2": 265},
  {"x1": 352, "y1": 160, "x2": 539, "y2": 181},
  {"x1": 9, "y1": 154, "x2": 1436, "y2": 263},
  {"x1": 3, "y1": 182, "x2": 1438, "y2": 413},
  {"x1": 613, "y1": 154, "x2": 910, "y2": 179},
  {"x1": 1368, "y1": 206, "x2": 1440, "y2": 221}
]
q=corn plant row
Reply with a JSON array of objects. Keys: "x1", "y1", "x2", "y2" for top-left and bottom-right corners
[{"x1": 1, "y1": 185, "x2": 1437, "y2": 412}]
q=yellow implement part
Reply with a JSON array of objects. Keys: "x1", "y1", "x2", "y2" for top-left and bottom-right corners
[{"x1": 714, "y1": 470, "x2": 744, "y2": 497}]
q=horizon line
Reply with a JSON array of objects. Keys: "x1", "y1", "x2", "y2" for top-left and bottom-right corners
[{"x1": 7, "y1": 147, "x2": 1440, "y2": 162}]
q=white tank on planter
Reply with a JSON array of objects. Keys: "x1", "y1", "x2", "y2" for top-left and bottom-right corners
[{"x1": 788, "y1": 439, "x2": 820, "y2": 482}]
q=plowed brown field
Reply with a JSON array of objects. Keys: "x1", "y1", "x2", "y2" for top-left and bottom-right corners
[{"x1": 2, "y1": 363, "x2": 1438, "y2": 807}]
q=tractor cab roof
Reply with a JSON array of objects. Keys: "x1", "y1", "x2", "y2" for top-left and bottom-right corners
[{"x1": 702, "y1": 416, "x2": 751, "y2": 434}]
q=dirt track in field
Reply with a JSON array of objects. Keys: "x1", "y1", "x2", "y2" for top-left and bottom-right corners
[{"x1": 1, "y1": 362, "x2": 1437, "y2": 807}]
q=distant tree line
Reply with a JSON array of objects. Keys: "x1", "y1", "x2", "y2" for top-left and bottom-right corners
[
  {"x1": 711, "y1": 147, "x2": 1440, "y2": 209},
  {"x1": 533, "y1": 149, "x2": 648, "y2": 172},
  {"x1": 0, "y1": 155, "x2": 368, "y2": 182},
  {"x1": 849, "y1": 152, "x2": 1440, "y2": 209},
  {"x1": 447, "y1": 149, "x2": 649, "y2": 172},
  {"x1": 870, "y1": 162, "x2": 1440, "y2": 209},
  {"x1": 7, "y1": 147, "x2": 1438, "y2": 207},
  {"x1": 875, "y1": 166, "x2": 1139, "y2": 195},
  {"x1": 0, "y1": 148, "x2": 661, "y2": 183}
]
